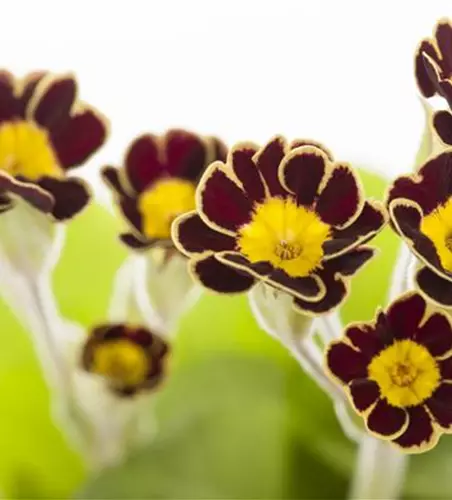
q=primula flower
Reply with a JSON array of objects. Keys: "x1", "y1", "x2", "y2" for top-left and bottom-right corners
[
  {"x1": 387, "y1": 151, "x2": 452, "y2": 307},
  {"x1": 81, "y1": 323, "x2": 169, "y2": 397},
  {"x1": 172, "y1": 137, "x2": 387, "y2": 314},
  {"x1": 415, "y1": 18, "x2": 452, "y2": 145},
  {"x1": 326, "y1": 293, "x2": 452, "y2": 453},
  {"x1": 0, "y1": 70, "x2": 108, "y2": 220},
  {"x1": 102, "y1": 129, "x2": 226, "y2": 250}
]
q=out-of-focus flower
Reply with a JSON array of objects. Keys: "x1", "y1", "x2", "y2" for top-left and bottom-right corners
[
  {"x1": 102, "y1": 129, "x2": 226, "y2": 250},
  {"x1": 0, "y1": 70, "x2": 108, "y2": 220},
  {"x1": 326, "y1": 292, "x2": 452, "y2": 453},
  {"x1": 173, "y1": 137, "x2": 386, "y2": 314},
  {"x1": 387, "y1": 151, "x2": 452, "y2": 307},
  {"x1": 415, "y1": 18, "x2": 452, "y2": 146},
  {"x1": 81, "y1": 323, "x2": 169, "y2": 397}
]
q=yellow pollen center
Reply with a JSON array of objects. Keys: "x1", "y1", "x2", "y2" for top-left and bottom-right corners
[
  {"x1": 92, "y1": 339, "x2": 149, "y2": 387},
  {"x1": 368, "y1": 339, "x2": 440, "y2": 408},
  {"x1": 237, "y1": 197, "x2": 331, "y2": 277},
  {"x1": 138, "y1": 178, "x2": 196, "y2": 239},
  {"x1": 0, "y1": 120, "x2": 63, "y2": 180},
  {"x1": 420, "y1": 198, "x2": 452, "y2": 272}
]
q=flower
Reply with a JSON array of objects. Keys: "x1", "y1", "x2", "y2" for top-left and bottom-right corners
[
  {"x1": 81, "y1": 323, "x2": 169, "y2": 397},
  {"x1": 415, "y1": 18, "x2": 452, "y2": 146},
  {"x1": 326, "y1": 292, "x2": 452, "y2": 453},
  {"x1": 172, "y1": 136, "x2": 387, "y2": 314},
  {"x1": 387, "y1": 150, "x2": 452, "y2": 307},
  {"x1": 102, "y1": 129, "x2": 226, "y2": 250},
  {"x1": 0, "y1": 70, "x2": 108, "y2": 220}
]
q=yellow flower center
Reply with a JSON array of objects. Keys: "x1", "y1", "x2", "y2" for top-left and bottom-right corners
[
  {"x1": 420, "y1": 198, "x2": 452, "y2": 272},
  {"x1": 0, "y1": 120, "x2": 63, "y2": 180},
  {"x1": 237, "y1": 197, "x2": 331, "y2": 277},
  {"x1": 138, "y1": 178, "x2": 196, "y2": 239},
  {"x1": 368, "y1": 339, "x2": 440, "y2": 408},
  {"x1": 92, "y1": 339, "x2": 149, "y2": 387}
]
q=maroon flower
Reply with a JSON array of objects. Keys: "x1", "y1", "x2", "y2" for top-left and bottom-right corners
[
  {"x1": 102, "y1": 129, "x2": 226, "y2": 250},
  {"x1": 81, "y1": 323, "x2": 169, "y2": 397},
  {"x1": 387, "y1": 151, "x2": 452, "y2": 307},
  {"x1": 172, "y1": 137, "x2": 387, "y2": 314},
  {"x1": 415, "y1": 18, "x2": 452, "y2": 146},
  {"x1": 0, "y1": 70, "x2": 108, "y2": 220},
  {"x1": 326, "y1": 292, "x2": 452, "y2": 453}
]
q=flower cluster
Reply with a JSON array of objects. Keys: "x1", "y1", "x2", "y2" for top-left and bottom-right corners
[
  {"x1": 0, "y1": 71, "x2": 107, "y2": 220},
  {"x1": 173, "y1": 137, "x2": 387, "y2": 314},
  {"x1": 415, "y1": 18, "x2": 452, "y2": 146},
  {"x1": 327, "y1": 293, "x2": 452, "y2": 452},
  {"x1": 102, "y1": 130, "x2": 226, "y2": 250}
]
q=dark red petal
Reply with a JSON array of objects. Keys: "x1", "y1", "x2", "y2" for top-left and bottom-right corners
[
  {"x1": 294, "y1": 273, "x2": 347, "y2": 314},
  {"x1": 416, "y1": 265, "x2": 452, "y2": 306},
  {"x1": 0, "y1": 71, "x2": 19, "y2": 122},
  {"x1": 324, "y1": 246, "x2": 375, "y2": 277},
  {"x1": 345, "y1": 324, "x2": 383, "y2": 359},
  {"x1": 230, "y1": 146, "x2": 265, "y2": 203},
  {"x1": 349, "y1": 379, "x2": 380, "y2": 413},
  {"x1": 435, "y1": 20, "x2": 452, "y2": 74},
  {"x1": 290, "y1": 139, "x2": 334, "y2": 161},
  {"x1": 416, "y1": 312, "x2": 452, "y2": 357},
  {"x1": 32, "y1": 75, "x2": 76, "y2": 130},
  {"x1": 279, "y1": 147, "x2": 327, "y2": 207},
  {"x1": 119, "y1": 196, "x2": 143, "y2": 234},
  {"x1": 439, "y1": 80, "x2": 452, "y2": 110},
  {"x1": 37, "y1": 177, "x2": 90, "y2": 220},
  {"x1": 366, "y1": 399, "x2": 408, "y2": 438},
  {"x1": 433, "y1": 110, "x2": 452, "y2": 146},
  {"x1": 0, "y1": 173, "x2": 53, "y2": 213},
  {"x1": 324, "y1": 201, "x2": 387, "y2": 257},
  {"x1": 393, "y1": 406, "x2": 437, "y2": 451},
  {"x1": 207, "y1": 136, "x2": 228, "y2": 163},
  {"x1": 326, "y1": 342, "x2": 367, "y2": 384},
  {"x1": 191, "y1": 255, "x2": 255, "y2": 293},
  {"x1": 254, "y1": 137, "x2": 286, "y2": 196},
  {"x1": 172, "y1": 211, "x2": 236, "y2": 255},
  {"x1": 440, "y1": 357, "x2": 452, "y2": 380},
  {"x1": 415, "y1": 40, "x2": 441, "y2": 97},
  {"x1": 119, "y1": 232, "x2": 151, "y2": 250},
  {"x1": 315, "y1": 163, "x2": 361, "y2": 227},
  {"x1": 216, "y1": 251, "x2": 274, "y2": 277},
  {"x1": 267, "y1": 269, "x2": 325, "y2": 300},
  {"x1": 427, "y1": 383, "x2": 452, "y2": 430},
  {"x1": 386, "y1": 293, "x2": 426, "y2": 340},
  {"x1": 52, "y1": 108, "x2": 107, "y2": 169},
  {"x1": 198, "y1": 166, "x2": 252, "y2": 233},
  {"x1": 390, "y1": 202, "x2": 442, "y2": 273},
  {"x1": 125, "y1": 134, "x2": 162, "y2": 193},
  {"x1": 164, "y1": 129, "x2": 206, "y2": 181},
  {"x1": 17, "y1": 71, "x2": 46, "y2": 116},
  {"x1": 101, "y1": 166, "x2": 128, "y2": 197}
]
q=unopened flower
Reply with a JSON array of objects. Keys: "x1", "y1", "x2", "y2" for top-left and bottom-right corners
[
  {"x1": 388, "y1": 151, "x2": 452, "y2": 307},
  {"x1": 102, "y1": 129, "x2": 226, "y2": 250},
  {"x1": 0, "y1": 70, "x2": 108, "y2": 220},
  {"x1": 415, "y1": 18, "x2": 452, "y2": 146},
  {"x1": 173, "y1": 137, "x2": 386, "y2": 314},
  {"x1": 81, "y1": 324, "x2": 169, "y2": 397},
  {"x1": 326, "y1": 293, "x2": 452, "y2": 453}
]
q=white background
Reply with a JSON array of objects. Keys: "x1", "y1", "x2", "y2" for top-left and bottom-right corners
[{"x1": 2, "y1": 0, "x2": 451, "y2": 201}]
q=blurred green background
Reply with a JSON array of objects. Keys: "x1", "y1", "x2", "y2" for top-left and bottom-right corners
[{"x1": 1, "y1": 169, "x2": 452, "y2": 499}]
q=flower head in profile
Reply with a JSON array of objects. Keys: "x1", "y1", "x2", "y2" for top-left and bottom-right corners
[
  {"x1": 102, "y1": 130, "x2": 226, "y2": 250},
  {"x1": 415, "y1": 18, "x2": 452, "y2": 146},
  {"x1": 326, "y1": 293, "x2": 452, "y2": 453},
  {"x1": 172, "y1": 137, "x2": 387, "y2": 314},
  {"x1": 0, "y1": 70, "x2": 108, "y2": 220},
  {"x1": 81, "y1": 323, "x2": 169, "y2": 397},
  {"x1": 387, "y1": 151, "x2": 452, "y2": 307}
]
